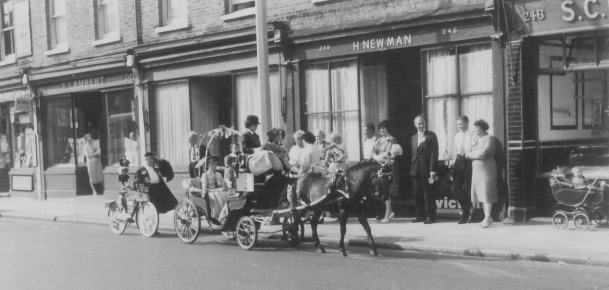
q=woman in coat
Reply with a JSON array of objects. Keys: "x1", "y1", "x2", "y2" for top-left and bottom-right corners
[
  {"x1": 466, "y1": 119, "x2": 497, "y2": 228},
  {"x1": 133, "y1": 152, "x2": 178, "y2": 214}
]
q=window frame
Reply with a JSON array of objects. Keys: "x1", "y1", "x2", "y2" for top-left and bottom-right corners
[
  {"x1": 221, "y1": 0, "x2": 255, "y2": 21},
  {"x1": 94, "y1": 0, "x2": 120, "y2": 43},
  {"x1": 0, "y1": 0, "x2": 15, "y2": 60},
  {"x1": 48, "y1": 0, "x2": 67, "y2": 50}
]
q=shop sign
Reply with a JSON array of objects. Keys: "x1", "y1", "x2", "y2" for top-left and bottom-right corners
[
  {"x1": 0, "y1": 89, "x2": 30, "y2": 103},
  {"x1": 295, "y1": 20, "x2": 494, "y2": 60},
  {"x1": 38, "y1": 73, "x2": 133, "y2": 96},
  {"x1": 14, "y1": 97, "x2": 30, "y2": 112},
  {"x1": 512, "y1": 0, "x2": 609, "y2": 36}
]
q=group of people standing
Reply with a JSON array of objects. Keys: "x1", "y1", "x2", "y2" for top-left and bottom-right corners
[{"x1": 409, "y1": 115, "x2": 502, "y2": 228}]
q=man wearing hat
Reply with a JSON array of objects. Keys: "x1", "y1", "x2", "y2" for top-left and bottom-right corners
[{"x1": 241, "y1": 115, "x2": 262, "y2": 155}]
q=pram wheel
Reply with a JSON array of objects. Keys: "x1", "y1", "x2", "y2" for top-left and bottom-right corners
[
  {"x1": 573, "y1": 212, "x2": 590, "y2": 231},
  {"x1": 552, "y1": 212, "x2": 569, "y2": 230}
]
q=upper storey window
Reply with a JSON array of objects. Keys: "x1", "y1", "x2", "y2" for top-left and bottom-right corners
[
  {"x1": 94, "y1": 0, "x2": 120, "y2": 44},
  {"x1": 155, "y1": 0, "x2": 188, "y2": 33},
  {"x1": 49, "y1": 0, "x2": 67, "y2": 50},
  {"x1": 1, "y1": 1, "x2": 14, "y2": 60},
  {"x1": 221, "y1": 0, "x2": 255, "y2": 21}
]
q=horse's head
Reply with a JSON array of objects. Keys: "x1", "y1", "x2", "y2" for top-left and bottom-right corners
[{"x1": 344, "y1": 160, "x2": 383, "y2": 199}]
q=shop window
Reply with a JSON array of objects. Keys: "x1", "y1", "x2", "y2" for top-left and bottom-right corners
[
  {"x1": 44, "y1": 97, "x2": 76, "y2": 168},
  {"x1": 305, "y1": 60, "x2": 360, "y2": 161},
  {"x1": 0, "y1": 1, "x2": 14, "y2": 60},
  {"x1": 105, "y1": 90, "x2": 138, "y2": 166},
  {"x1": 577, "y1": 70, "x2": 607, "y2": 129},
  {"x1": 568, "y1": 38, "x2": 596, "y2": 68},
  {"x1": 601, "y1": 37, "x2": 609, "y2": 65},
  {"x1": 423, "y1": 43, "x2": 493, "y2": 161},
  {"x1": 152, "y1": 81, "x2": 191, "y2": 165},
  {"x1": 234, "y1": 71, "x2": 281, "y2": 135},
  {"x1": 360, "y1": 63, "x2": 388, "y2": 132},
  {"x1": 48, "y1": 0, "x2": 67, "y2": 50},
  {"x1": 160, "y1": 0, "x2": 187, "y2": 27},
  {"x1": 94, "y1": 0, "x2": 119, "y2": 43}
]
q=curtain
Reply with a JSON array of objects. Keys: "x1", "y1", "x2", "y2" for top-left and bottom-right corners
[
  {"x1": 426, "y1": 48, "x2": 457, "y2": 96},
  {"x1": 154, "y1": 81, "x2": 191, "y2": 165},
  {"x1": 305, "y1": 63, "x2": 331, "y2": 135},
  {"x1": 330, "y1": 61, "x2": 359, "y2": 161},
  {"x1": 99, "y1": 0, "x2": 119, "y2": 37},
  {"x1": 427, "y1": 97, "x2": 457, "y2": 161},
  {"x1": 235, "y1": 71, "x2": 280, "y2": 137},
  {"x1": 360, "y1": 64, "x2": 388, "y2": 132},
  {"x1": 459, "y1": 43, "x2": 493, "y2": 135},
  {"x1": 51, "y1": 0, "x2": 67, "y2": 47},
  {"x1": 168, "y1": 0, "x2": 187, "y2": 25}
]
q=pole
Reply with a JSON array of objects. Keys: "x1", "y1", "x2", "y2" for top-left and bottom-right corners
[{"x1": 255, "y1": 0, "x2": 271, "y2": 133}]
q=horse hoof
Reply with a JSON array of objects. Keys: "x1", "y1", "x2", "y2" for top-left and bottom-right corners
[
  {"x1": 340, "y1": 250, "x2": 348, "y2": 257},
  {"x1": 370, "y1": 249, "x2": 378, "y2": 257},
  {"x1": 317, "y1": 247, "x2": 326, "y2": 254}
]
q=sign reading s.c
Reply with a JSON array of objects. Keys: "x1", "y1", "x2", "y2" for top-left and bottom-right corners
[{"x1": 561, "y1": 0, "x2": 608, "y2": 21}]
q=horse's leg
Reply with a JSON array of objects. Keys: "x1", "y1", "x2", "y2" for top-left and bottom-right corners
[
  {"x1": 338, "y1": 206, "x2": 348, "y2": 257},
  {"x1": 310, "y1": 209, "x2": 326, "y2": 253},
  {"x1": 356, "y1": 206, "x2": 378, "y2": 256}
]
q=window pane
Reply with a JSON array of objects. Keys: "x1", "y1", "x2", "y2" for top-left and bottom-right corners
[
  {"x1": 2, "y1": 2, "x2": 12, "y2": 28},
  {"x1": 52, "y1": 0, "x2": 66, "y2": 16},
  {"x1": 234, "y1": 71, "x2": 280, "y2": 135},
  {"x1": 550, "y1": 72, "x2": 577, "y2": 128},
  {"x1": 461, "y1": 94, "x2": 494, "y2": 136},
  {"x1": 99, "y1": 0, "x2": 119, "y2": 38},
  {"x1": 330, "y1": 61, "x2": 359, "y2": 161},
  {"x1": 427, "y1": 97, "x2": 457, "y2": 161},
  {"x1": 360, "y1": 64, "x2": 388, "y2": 132},
  {"x1": 153, "y1": 82, "x2": 191, "y2": 165},
  {"x1": 106, "y1": 90, "x2": 138, "y2": 166},
  {"x1": 601, "y1": 37, "x2": 609, "y2": 64},
  {"x1": 459, "y1": 43, "x2": 492, "y2": 93},
  {"x1": 3, "y1": 30, "x2": 12, "y2": 55},
  {"x1": 44, "y1": 97, "x2": 76, "y2": 168},
  {"x1": 580, "y1": 70, "x2": 605, "y2": 128},
  {"x1": 425, "y1": 47, "x2": 457, "y2": 96},
  {"x1": 569, "y1": 38, "x2": 596, "y2": 67},
  {"x1": 305, "y1": 63, "x2": 331, "y2": 134},
  {"x1": 52, "y1": 17, "x2": 67, "y2": 46},
  {"x1": 538, "y1": 40, "x2": 563, "y2": 70},
  {"x1": 168, "y1": 0, "x2": 187, "y2": 25}
]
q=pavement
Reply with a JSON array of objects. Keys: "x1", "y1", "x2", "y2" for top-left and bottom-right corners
[{"x1": 1, "y1": 195, "x2": 609, "y2": 267}]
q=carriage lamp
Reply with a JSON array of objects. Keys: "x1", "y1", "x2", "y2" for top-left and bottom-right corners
[
  {"x1": 21, "y1": 70, "x2": 29, "y2": 86},
  {"x1": 125, "y1": 49, "x2": 135, "y2": 68}
]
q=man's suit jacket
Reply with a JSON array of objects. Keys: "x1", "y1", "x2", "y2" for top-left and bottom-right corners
[
  {"x1": 410, "y1": 130, "x2": 439, "y2": 177},
  {"x1": 241, "y1": 130, "x2": 261, "y2": 154}
]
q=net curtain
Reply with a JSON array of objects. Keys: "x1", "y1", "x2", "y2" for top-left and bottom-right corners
[
  {"x1": 153, "y1": 81, "x2": 191, "y2": 165},
  {"x1": 234, "y1": 71, "x2": 281, "y2": 140}
]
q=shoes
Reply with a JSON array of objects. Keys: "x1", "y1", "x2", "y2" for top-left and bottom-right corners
[
  {"x1": 457, "y1": 214, "x2": 470, "y2": 224},
  {"x1": 412, "y1": 217, "x2": 425, "y2": 223},
  {"x1": 318, "y1": 217, "x2": 325, "y2": 224},
  {"x1": 423, "y1": 218, "x2": 436, "y2": 224},
  {"x1": 481, "y1": 217, "x2": 492, "y2": 228},
  {"x1": 380, "y1": 212, "x2": 395, "y2": 223},
  {"x1": 375, "y1": 215, "x2": 384, "y2": 220}
]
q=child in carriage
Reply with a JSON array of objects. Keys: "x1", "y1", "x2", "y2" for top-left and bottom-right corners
[
  {"x1": 570, "y1": 166, "x2": 589, "y2": 189},
  {"x1": 201, "y1": 156, "x2": 231, "y2": 222}
]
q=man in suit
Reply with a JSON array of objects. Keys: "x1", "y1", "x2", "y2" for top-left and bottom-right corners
[
  {"x1": 410, "y1": 115, "x2": 439, "y2": 224},
  {"x1": 241, "y1": 115, "x2": 262, "y2": 155}
]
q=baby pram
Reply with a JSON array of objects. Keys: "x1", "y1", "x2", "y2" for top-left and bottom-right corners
[{"x1": 549, "y1": 172, "x2": 608, "y2": 230}]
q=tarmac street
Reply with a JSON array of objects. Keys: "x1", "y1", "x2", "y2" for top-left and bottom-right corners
[
  {"x1": 1, "y1": 219, "x2": 609, "y2": 290},
  {"x1": 2, "y1": 195, "x2": 609, "y2": 269}
]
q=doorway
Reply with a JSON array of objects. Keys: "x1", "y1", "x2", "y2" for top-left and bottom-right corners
[{"x1": 74, "y1": 93, "x2": 104, "y2": 195}]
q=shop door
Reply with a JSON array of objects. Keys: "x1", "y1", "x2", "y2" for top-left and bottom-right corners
[
  {"x1": 74, "y1": 93, "x2": 104, "y2": 195},
  {"x1": 0, "y1": 105, "x2": 10, "y2": 191}
]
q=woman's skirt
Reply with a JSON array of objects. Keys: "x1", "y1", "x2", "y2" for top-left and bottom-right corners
[
  {"x1": 149, "y1": 183, "x2": 178, "y2": 214},
  {"x1": 86, "y1": 158, "x2": 104, "y2": 184},
  {"x1": 471, "y1": 158, "x2": 498, "y2": 203}
]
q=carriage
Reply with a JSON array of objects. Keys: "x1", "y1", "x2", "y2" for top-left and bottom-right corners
[
  {"x1": 173, "y1": 126, "x2": 321, "y2": 250},
  {"x1": 550, "y1": 172, "x2": 608, "y2": 230}
]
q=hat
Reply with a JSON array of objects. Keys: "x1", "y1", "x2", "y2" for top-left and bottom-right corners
[
  {"x1": 266, "y1": 128, "x2": 281, "y2": 139},
  {"x1": 119, "y1": 158, "x2": 130, "y2": 167},
  {"x1": 245, "y1": 115, "x2": 260, "y2": 125},
  {"x1": 144, "y1": 152, "x2": 155, "y2": 158},
  {"x1": 206, "y1": 155, "x2": 220, "y2": 164}
]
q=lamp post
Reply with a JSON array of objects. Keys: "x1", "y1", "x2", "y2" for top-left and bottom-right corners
[{"x1": 255, "y1": 0, "x2": 272, "y2": 133}]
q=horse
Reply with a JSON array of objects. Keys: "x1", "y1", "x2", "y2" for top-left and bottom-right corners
[{"x1": 297, "y1": 160, "x2": 384, "y2": 257}]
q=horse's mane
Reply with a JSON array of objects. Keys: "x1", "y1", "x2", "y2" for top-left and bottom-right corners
[{"x1": 345, "y1": 159, "x2": 380, "y2": 177}]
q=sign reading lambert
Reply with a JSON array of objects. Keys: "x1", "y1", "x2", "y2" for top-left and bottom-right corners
[
  {"x1": 512, "y1": 0, "x2": 609, "y2": 36},
  {"x1": 38, "y1": 73, "x2": 133, "y2": 96}
]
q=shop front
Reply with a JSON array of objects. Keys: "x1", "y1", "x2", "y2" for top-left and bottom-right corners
[
  {"x1": 290, "y1": 13, "x2": 505, "y2": 216},
  {"x1": 35, "y1": 71, "x2": 137, "y2": 197},
  {"x1": 507, "y1": 0, "x2": 609, "y2": 218},
  {"x1": 0, "y1": 88, "x2": 39, "y2": 197},
  {"x1": 137, "y1": 34, "x2": 284, "y2": 196}
]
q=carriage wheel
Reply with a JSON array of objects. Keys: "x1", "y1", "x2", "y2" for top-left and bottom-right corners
[
  {"x1": 594, "y1": 211, "x2": 609, "y2": 227},
  {"x1": 137, "y1": 202, "x2": 159, "y2": 237},
  {"x1": 221, "y1": 231, "x2": 236, "y2": 240},
  {"x1": 174, "y1": 200, "x2": 201, "y2": 244},
  {"x1": 573, "y1": 212, "x2": 590, "y2": 231},
  {"x1": 552, "y1": 212, "x2": 569, "y2": 230},
  {"x1": 236, "y1": 216, "x2": 258, "y2": 250},
  {"x1": 108, "y1": 203, "x2": 127, "y2": 235},
  {"x1": 282, "y1": 216, "x2": 305, "y2": 246}
]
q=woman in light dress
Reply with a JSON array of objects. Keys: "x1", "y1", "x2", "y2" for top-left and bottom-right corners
[
  {"x1": 466, "y1": 119, "x2": 497, "y2": 228},
  {"x1": 201, "y1": 155, "x2": 230, "y2": 221},
  {"x1": 372, "y1": 120, "x2": 397, "y2": 223},
  {"x1": 83, "y1": 133, "x2": 104, "y2": 195}
]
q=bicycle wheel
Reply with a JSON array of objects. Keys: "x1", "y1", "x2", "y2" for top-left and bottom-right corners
[
  {"x1": 108, "y1": 202, "x2": 127, "y2": 235},
  {"x1": 174, "y1": 199, "x2": 201, "y2": 244},
  {"x1": 137, "y1": 202, "x2": 159, "y2": 237}
]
